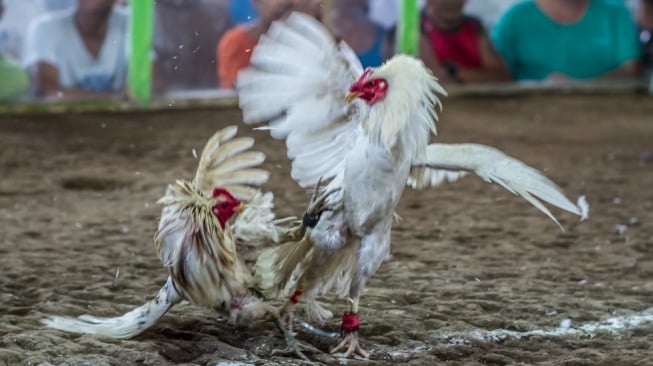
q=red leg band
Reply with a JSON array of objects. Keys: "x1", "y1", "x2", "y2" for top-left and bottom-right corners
[
  {"x1": 289, "y1": 290, "x2": 303, "y2": 304},
  {"x1": 340, "y1": 312, "x2": 360, "y2": 336}
]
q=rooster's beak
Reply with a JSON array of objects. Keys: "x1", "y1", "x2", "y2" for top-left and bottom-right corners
[
  {"x1": 345, "y1": 91, "x2": 361, "y2": 103},
  {"x1": 235, "y1": 202, "x2": 246, "y2": 213}
]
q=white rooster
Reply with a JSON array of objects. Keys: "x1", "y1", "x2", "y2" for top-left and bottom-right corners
[
  {"x1": 42, "y1": 125, "x2": 331, "y2": 360},
  {"x1": 237, "y1": 12, "x2": 588, "y2": 358}
]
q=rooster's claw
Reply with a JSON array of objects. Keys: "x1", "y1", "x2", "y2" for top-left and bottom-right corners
[
  {"x1": 305, "y1": 177, "x2": 341, "y2": 221},
  {"x1": 273, "y1": 317, "x2": 320, "y2": 361}
]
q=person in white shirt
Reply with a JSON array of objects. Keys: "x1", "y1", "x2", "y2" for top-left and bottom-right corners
[{"x1": 23, "y1": 0, "x2": 128, "y2": 99}]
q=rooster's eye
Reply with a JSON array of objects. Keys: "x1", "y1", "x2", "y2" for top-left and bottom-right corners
[{"x1": 221, "y1": 202, "x2": 229, "y2": 209}]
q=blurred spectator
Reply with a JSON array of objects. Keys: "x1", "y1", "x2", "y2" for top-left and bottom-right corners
[
  {"x1": 637, "y1": 0, "x2": 653, "y2": 80},
  {"x1": 368, "y1": 0, "x2": 518, "y2": 31},
  {"x1": 229, "y1": 0, "x2": 258, "y2": 24},
  {"x1": 369, "y1": 0, "x2": 397, "y2": 29},
  {"x1": 43, "y1": 0, "x2": 76, "y2": 11},
  {"x1": 0, "y1": 0, "x2": 28, "y2": 100},
  {"x1": 154, "y1": 0, "x2": 233, "y2": 92},
  {"x1": 418, "y1": 0, "x2": 510, "y2": 83},
  {"x1": 325, "y1": 0, "x2": 388, "y2": 68},
  {"x1": 462, "y1": 0, "x2": 518, "y2": 31},
  {"x1": 23, "y1": 0, "x2": 128, "y2": 99},
  {"x1": 0, "y1": 1, "x2": 76, "y2": 61},
  {"x1": 369, "y1": 0, "x2": 426, "y2": 29},
  {"x1": 491, "y1": 0, "x2": 641, "y2": 82},
  {"x1": 217, "y1": 0, "x2": 322, "y2": 89},
  {"x1": 292, "y1": 0, "x2": 323, "y2": 20},
  {"x1": 0, "y1": 1, "x2": 44, "y2": 60},
  {"x1": 217, "y1": 0, "x2": 290, "y2": 89}
]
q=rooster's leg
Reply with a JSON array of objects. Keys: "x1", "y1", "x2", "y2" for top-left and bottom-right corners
[
  {"x1": 331, "y1": 230, "x2": 388, "y2": 359},
  {"x1": 250, "y1": 302, "x2": 320, "y2": 361},
  {"x1": 331, "y1": 297, "x2": 369, "y2": 359},
  {"x1": 271, "y1": 314, "x2": 320, "y2": 361},
  {"x1": 242, "y1": 301, "x2": 320, "y2": 361},
  {"x1": 279, "y1": 289, "x2": 303, "y2": 332}
]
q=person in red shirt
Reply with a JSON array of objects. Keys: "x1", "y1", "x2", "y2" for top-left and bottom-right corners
[{"x1": 419, "y1": 0, "x2": 510, "y2": 84}]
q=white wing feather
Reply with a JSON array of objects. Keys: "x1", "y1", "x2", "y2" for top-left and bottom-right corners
[
  {"x1": 408, "y1": 168, "x2": 468, "y2": 189},
  {"x1": 411, "y1": 143, "x2": 584, "y2": 229},
  {"x1": 193, "y1": 126, "x2": 270, "y2": 201},
  {"x1": 231, "y1": 191, "x2": 298, "y2": 247},
  {"x1": 237, "y1": 12, "x2": 363, "y2": 191}
]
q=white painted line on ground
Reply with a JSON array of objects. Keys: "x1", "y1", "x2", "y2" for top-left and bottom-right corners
[{"x1": 437, "y1": 308, "x2": 653, "y2": 344}]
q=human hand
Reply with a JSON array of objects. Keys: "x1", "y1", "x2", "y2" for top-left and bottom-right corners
[{"x1": 291, "y1": 0, "x2": 323, "y2": 19}]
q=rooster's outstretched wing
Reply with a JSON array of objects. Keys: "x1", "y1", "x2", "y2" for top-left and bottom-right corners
[
  {"x1": 237, "y1": 12, "x2": 364, "y2": 195},
  {"x1": 410, "y1": 143, "x2": 587, "y2": 229},
  {"x1": 193, "y1": 125, "x2": 269, "y2": 201}
]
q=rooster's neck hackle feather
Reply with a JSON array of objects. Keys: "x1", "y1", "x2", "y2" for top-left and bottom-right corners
[
  {"x1": 362, "y1": 55, "x2": 446, "y2": 159},
  {"x1": 155, "y1": 180, "x2": 245, "y2": 308}
]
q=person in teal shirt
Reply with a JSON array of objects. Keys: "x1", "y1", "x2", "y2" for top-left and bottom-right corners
[
  {"x1": 0, "y1": 0, "x2": 28, "y2": 100},
  {"x1": 491, "y1": 0, "x2": 641, "y2": 82}
]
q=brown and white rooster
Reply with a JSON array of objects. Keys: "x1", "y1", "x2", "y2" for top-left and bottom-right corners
[
  {"x1": 237, "y1": 12, "x2": 589, "y2": 358},
  {"x1": 42, "y1": 125, "x2": 329, "y2": 360}
]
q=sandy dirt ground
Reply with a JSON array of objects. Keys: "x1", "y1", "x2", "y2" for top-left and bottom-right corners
[{"x1": 1, "y1": 94, "x2": 653, "y2": 366}]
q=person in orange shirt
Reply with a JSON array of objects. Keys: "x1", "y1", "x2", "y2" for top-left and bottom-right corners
[{"x1": 217, "y1": 0, "x2": 322, "y2": 89}]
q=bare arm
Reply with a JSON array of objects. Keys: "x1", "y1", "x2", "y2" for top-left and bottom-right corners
[
  {"x1": 31, "y1": 62, "x2": 115, "y2": 100},
  {"x1": 597, "y1": 60, "x2": 641, "y2": 80},
  {"x1": 32, "y1": 61, "x2": 165, "y2": 100},
  {"x1": 546, "y1": 60, "x2": 641, "y2": 84},
  {"x1": 457, "y1": 32, "x2": 512, "y2": 83},
  {"x1": 418, "y1": 34, "x2": 455, "y2": 83},
  {"x1": 419, "y1": 29, "x2": 511, "y2": 84},
  {"x1": 151, "y1": 60, "x2": 166, "y2": 96}
]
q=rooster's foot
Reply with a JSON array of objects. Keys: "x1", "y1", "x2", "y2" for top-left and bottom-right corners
[
  {"x1": 273, "y1": 317, "x2": 319, "y2": 361},
  {"x1": 331, "y1": 312, "x2": 369, "y2": 359},
  {"x1": 331, "y1": 331, "x2": 369, "y2": 359}
]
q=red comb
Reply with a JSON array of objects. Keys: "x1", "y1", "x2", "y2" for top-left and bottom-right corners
[
  {"x1": 212, "y1": 187, "x2": 236, "y2": 200},
  {"x1": 350, "y1": 68, "x2": 374, "y2": 92}
]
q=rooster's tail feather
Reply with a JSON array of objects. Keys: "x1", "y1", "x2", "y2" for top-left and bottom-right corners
[
  {"x1": 42, "y1": 277, "x2": 182, "y2": 339},
  {"x1": 254, "y1": 236, "x2": 313, "y2": 299},
  {"x1": 303, "y1": 291, "x2": 334, "y2": 323}
]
